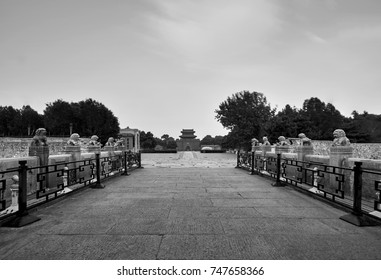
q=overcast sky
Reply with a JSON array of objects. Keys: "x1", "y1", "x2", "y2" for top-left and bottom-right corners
[{"x1": 1, "y1": 0, "x2": 380, "y2": 139}]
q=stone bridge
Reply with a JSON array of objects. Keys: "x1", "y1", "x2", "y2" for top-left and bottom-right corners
[{"x1": 1, "y1": 152, "x2": 381, "y2": 260}]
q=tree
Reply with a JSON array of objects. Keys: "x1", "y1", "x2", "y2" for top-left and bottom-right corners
[
  {"x1": 200, "y1": 135, "x2": 214, "y2": 146},
  {"x1": 269, "y1": 105, "x2": 303, "y2": 141},
  {"x1": 215, "y1": 91, "x2": 275, "y2": 150},
  {"x1": 154, "y1": 137, "x2": 165, "y2": 148},
  {"x1": 0, "y1": 106, "x2": 22, "y2": 136},
  {"x1": 344, "y1": 111, "x2": 381, "y2": 142},
  {"x1": 140, "y1": 131, "x2": 157, "y2": 149},
  {"x1": 43, "y1": 99, "x2": 75, "y2": 136},
  {"x1": 159, "y1": 134, "x2": 177, "y2": 150},
  {"x1": 200, "y1": 135, "x2": 225, "y2": 147},
  {"x1": 301, "y1": 98, "x2": 344, "y2": 140},
  {"x1": 0, "y1": 105, "x2": 43, "y2": 136},
  {"x1": 166, "y1": 137, "x2": 177, "y2": 149},
  {"x1": 214, "y1": 135, "x2": 224, "y2": 147},
  {"x1": 20, "y1": 105, "x2": 44, "y2": 135},
  {"x1": 43, "y1": 98, "x2": 120, "y2": 139},
  {"x1": 220, "y1": 131, "x2": 241, "y2": 150},
  {"x1": 77, "y1": 99, "x2": 120, "y2": 139},
  {"x1": 159, "y1": 134, "x2": 169, "y2": 148}
]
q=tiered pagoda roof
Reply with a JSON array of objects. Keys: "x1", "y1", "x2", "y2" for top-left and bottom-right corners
[{"x1": 179, "y1": 129, "x2": 197, "y2": 139}]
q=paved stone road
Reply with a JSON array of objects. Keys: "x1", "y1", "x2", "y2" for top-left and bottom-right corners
[
  {"x1": 1, "y1": 152, "x2": 381, "y2": 259},
  {"x1": 141, "y1": 151, "x2": 237, "y2": 168}
]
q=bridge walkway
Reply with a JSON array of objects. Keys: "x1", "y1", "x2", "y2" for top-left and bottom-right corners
[{"x1": 1, "y1": 153, "x2": 381, "y2": 259}]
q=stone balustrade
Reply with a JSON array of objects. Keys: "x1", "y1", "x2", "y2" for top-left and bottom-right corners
[
  {"x1": 243, "y1": 130, "x2": 381, "y2": 218},
  {"x1": 239, "y1": 149, "x2": 381, "y2": 224},
  {"x1": 0, "y1": 137, "x2": 141, "y2": 222}
]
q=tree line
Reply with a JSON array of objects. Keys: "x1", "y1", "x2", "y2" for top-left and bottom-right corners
[
  {"x1": 139, "y1": 132, "x2": 178, "y2": 150},
  {"x1": 4, "y1": 93, "x2": 379, "y2": 152},
  {"x1": 215, "y1": 91, "x2": 381, "y2": 151},
  {"x1": 0, "y1": 99, "x2": 120, "y2": 143},
  {"x1": 1, "y1": 98, "x2": 225, "y2": 150}
]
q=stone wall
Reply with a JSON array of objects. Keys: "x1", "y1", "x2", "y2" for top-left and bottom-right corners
[
  {"x1": 176, "y1": 138, "x2": 201, "y2": 151},
  {"x1": 0, "y1": 137, "x2": 90, "y2": 158},
  {"x1": 285, "y1": 141, "x2": 381, "y2": 159}
]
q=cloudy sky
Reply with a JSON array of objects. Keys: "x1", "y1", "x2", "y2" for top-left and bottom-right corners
[{"x1": 1, "y1": 0, "x2": 380, "y2": 139}]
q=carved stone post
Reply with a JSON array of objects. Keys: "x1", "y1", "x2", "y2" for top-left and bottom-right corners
[
  {"x1": 104, "y1": 145, "x2": 115, "y2": 155},
  {"x1": 329, "y1": 129, "x2": 353, "y2": 196},
  {"x1": 104, "y1": 145, "x2": 116, "y2": 173},
  {"x1": 260, "y1": 145, "x2": 272, "y2": 156},
  {"x1": 295, "y1": 145, "x2": 314, "y2": 183},
  {"x1": 260, "y1": 146, "x2": 271, "y2": 171},
  {"x1": 28, "y1": 128, "x2": 49, "y2": 190},
  {"x1": 329, "y1": 145, "x2": 353, "y2": 196},
  {"x1": 295, "y1": 145, "x2": 314, "y2": 162},
  {"x1": 29, "y1": 145, "x2": 50, "y2": 166},
  {"x1": 251, "y1": 138, "x2": 259, "y2": 153}
]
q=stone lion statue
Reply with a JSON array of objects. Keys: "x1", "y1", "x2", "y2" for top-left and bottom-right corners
[
  {"x1": 277, "y1": 136, "x2": 289, "y2": 146},
  {"x1": 30, "y1": 128, "x2": 48, "y2": 146},
  {"x1": 262, "y1": 136, "x2": 271, "y2": 146},
  {"x1": 251, "y1": 138, "x2": 259, "y2": 147},
  {"x1": 298, "y1": 133, "x2": 312, "y2": 146},
  {"x1": 67, "y1": 133, "x2": 81, "y2": 146},
  {"x1": 332, "y1": 129, "x2": 350, "y2": 146},
  {"x1": 114, "y1": 139, "x2": 124, "y2": 147},
  {"x1": 105, "y1": 137, "x2": 115, "y2": 147},
  {"x1": 88, "y1": 135, "x2": 101, "y2": 146}
]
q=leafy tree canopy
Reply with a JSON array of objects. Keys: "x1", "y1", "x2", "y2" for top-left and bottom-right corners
[
  {"x1": 140, "y1": 131, "x2": 157, "y2": 150},
  {"x1": 216, "y1": 92, "x2": 381, "y2": 150},
  {"x1": 200, "y1": 135, "x2": 225, "y2": 147},
  {"x1": 0, "y1": 105, "x2": 43, "y2": 136},
  {"x1": 43, "y1": 98, "x2": 120, "y2": 140},
  {"x1": 215, "y1": 91, "x2": 275, "y2": 150}
]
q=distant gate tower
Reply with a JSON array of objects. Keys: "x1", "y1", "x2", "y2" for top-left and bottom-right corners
[{"x1": 176, "y1": 129, "x2": 201, "y2": 151}]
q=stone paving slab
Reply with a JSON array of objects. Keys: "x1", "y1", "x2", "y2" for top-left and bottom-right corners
[
  {"x1": 227, "y1": 235, "x2": 283, "y2": 260},
  {"x1": 86, "y1": 207, "x2": 171, "y2": 220},
  {"x1": 107, "y1": 218, "x2": 168, "y2": 235},
  {"x1": 262, "y1": 234, "x2": 381, "y2": 259},
  {"x1": 166, "y1": 218, "x2": 224, "y2": 235},
  {"x1": 170, "y1": 198, "x2": 213, "y2": 207},
  {"x1": 4, "y1": 235, "x2": 162, "y2": 260},
  {"x1": 1, "y1": 152, "x2": 381, "y2": 260},
  {"x1": 238, "y1": 191, "x2": 301, "y2": 199},
  {"x1": 168, "y1": 206, "x2": 261, "y2": 218},
  {"x1": 254, "y1": 206, "x2": 343, "y2": 218},
  {"x1": 220, "y1": 217, "x2": 340, "y2": 235},
  {"x1": 176, "y1": 192, "x2": 242, "y2": 199},
  {"x1": 157, "y1": 235, "x2": 233, "y2": 260},
  {"x1": 211, "y1": 198, "x2": 293, "y2": 207},
  {"x1": 37, "y1": 220, "x2": 116, "y2": 235}
]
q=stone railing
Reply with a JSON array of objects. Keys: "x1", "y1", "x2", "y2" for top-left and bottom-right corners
[
  {"x1": 237, "y1": 145, "x2": 381, "y2": 226},
  {"x1": 0, "y1": 137, "x2": 69, "y2": 158},
  {"x1": 0, "y1": 144, "x2": 142, "y2": 227},
  {"x1": 279, "y1": 140, "x2": 381, "y2": 159}
]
